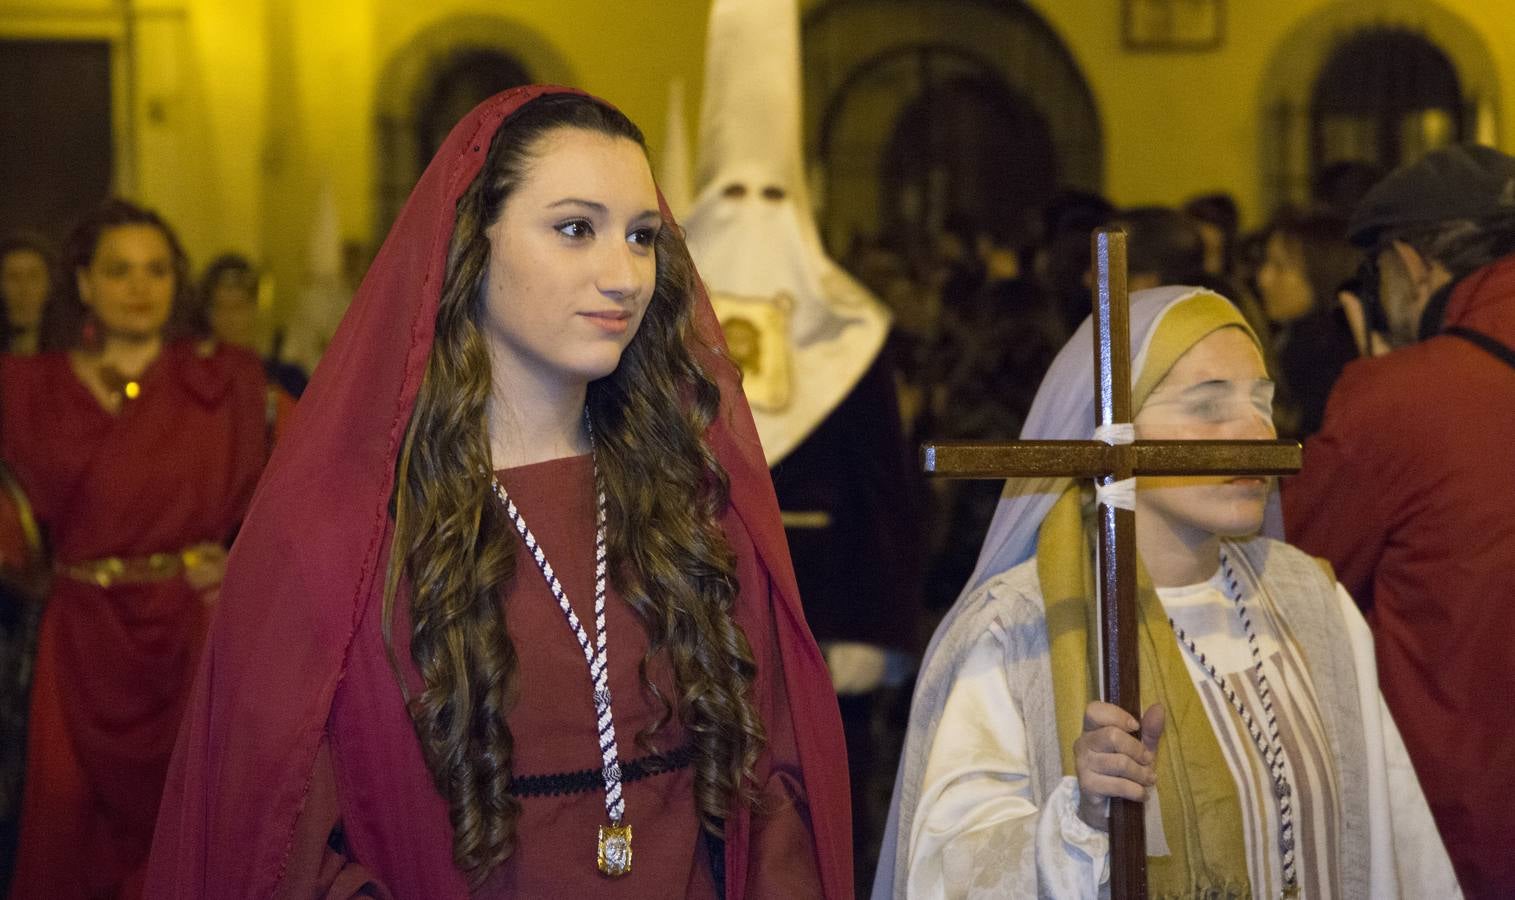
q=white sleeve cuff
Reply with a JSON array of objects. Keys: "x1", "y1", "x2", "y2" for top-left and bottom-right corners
[{"x1": 1037, "y1": 775, "x2": 1111, "y2": 895}]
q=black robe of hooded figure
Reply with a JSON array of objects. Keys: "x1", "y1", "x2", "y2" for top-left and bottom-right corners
[{"x1": 768, "y1": 345, "x2": 922, "y2": 653}]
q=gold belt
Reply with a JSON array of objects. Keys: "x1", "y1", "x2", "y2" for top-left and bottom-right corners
[
  {"x1": 780, "y1": 510, "x2": 833, "y2": 530},
  {"x1": 56, "y1": 546, "x2": 217, "y2": 588}
]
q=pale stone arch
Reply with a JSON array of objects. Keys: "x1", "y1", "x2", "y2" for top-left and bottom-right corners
[
  {"x1": 1258, "y1": 0, "x2": 1500, "y2": 213},
  {"x1": 372, "y1": 14, "x2": 576, "y2": 237}
]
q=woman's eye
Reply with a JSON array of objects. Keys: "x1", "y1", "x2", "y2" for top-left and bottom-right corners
[
  {"x1": 629, "y1": 227, "x2": 660, "y2": 247},
  {"x1": 1188, "y1": 401, "x2": 1224, "y2": 421},
  {"x1": 557, "y1": 220, "x2": 593, "y2": 239}
]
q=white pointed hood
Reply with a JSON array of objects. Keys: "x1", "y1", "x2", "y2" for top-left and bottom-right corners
[
  {"x1": 283, "y1": 179, "x2": 352, "y2": 374},
  {"x1": 684, "y1": 0, "x2": 891, "y2": 466},
  {"x1": 657, "y1": 78, "x2": 694, "y2": 221}
]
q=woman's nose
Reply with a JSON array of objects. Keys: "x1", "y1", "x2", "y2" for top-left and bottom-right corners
[
  {"x1": 598, "y1": 244, "x2": 649, "y2": 301},
  {"x1": 1231, "y1": 412, "x2": 1277, "y2": 440}
]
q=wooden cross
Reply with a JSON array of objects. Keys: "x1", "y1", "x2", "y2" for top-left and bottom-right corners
[{"x1": 922, "y1": 228, "x2": 1302, "y2": 897}]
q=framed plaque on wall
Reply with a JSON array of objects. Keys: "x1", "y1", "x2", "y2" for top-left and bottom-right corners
[{"x1": 1123, "y1": 0, "x2": 1225, "y2": 52}]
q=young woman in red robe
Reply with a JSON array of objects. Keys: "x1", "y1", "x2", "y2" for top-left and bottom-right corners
[
  {"x1": 1, "y1": 199, "x2": 269, "y2": 898},
  {"x1": 147, "y1": 87, "x2": 852, "y2": 898}
]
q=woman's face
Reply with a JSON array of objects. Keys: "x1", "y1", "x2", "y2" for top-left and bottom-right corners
[
  {"x1": 1, "y1": 248, "x2": 50, "y2": 329},
  {"x1": 482, "y1": 127, "x2": 661, "y2": 391},
  {"x1": 1134, "y1": 326, "x2": 1276, "y2": 544},
  {"x1": 208, "y1": 278, "x2": 259, "y2": 349},
  {"x1": 77, "y1": 224, "x2": 176, "y2": 340},
  {"x1": 1256, "y1": 232, "x2": 1314, "y2": 324}
]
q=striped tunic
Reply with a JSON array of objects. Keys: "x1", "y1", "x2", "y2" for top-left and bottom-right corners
[{"x1": 1160, "y1": 557, "x2": 1342, "y2": 898}]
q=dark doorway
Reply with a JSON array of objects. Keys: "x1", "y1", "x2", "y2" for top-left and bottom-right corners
[
  {"x1": 376, "y1": 46, "x2": 532, "y2": 236},
  {"x1": 880, "y1": 68, "x2": 1056, "y2": 249},
  {"x1": 0, "y1": 40, "x2": 113, "y2": 243},
  {"x1": 1311, "y1": 27, "x2": 1467, "y2": 177},
  {"x1": 414, "y1": 50, "x2": 531, "y2": 164},
  {"x1": 805, "y1": 0, "x2": 1100, "y2": 256}
]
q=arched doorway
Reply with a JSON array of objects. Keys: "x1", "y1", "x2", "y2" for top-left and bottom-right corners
[
  {"x1": 1310, "y1": 27, "x2": 1466, "y2": 177},
  {"x1": 372, "y1": 16, "x2": 575, "y2": 239},
  {"x1": 804, "y1": 0, "x2": 1100, "y2": 255},
  {"x1": 878, "y1": 65, "x2": 1056, "y2": 250},
  {"x1": 1258, "y1": 0, "x2": 1499, "y2": 212},
  {"x1": 415, "y1": 50, "x2": 532, "y2": 165}
]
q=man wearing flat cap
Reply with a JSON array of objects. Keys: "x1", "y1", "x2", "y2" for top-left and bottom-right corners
[{"x1": 1283, "y1": 144, "x2": 1515, "y2": 899}]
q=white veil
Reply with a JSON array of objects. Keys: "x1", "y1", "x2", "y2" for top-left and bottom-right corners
[{"x1": 955, "y1": 285, "x2": 1285, "y2": 603}]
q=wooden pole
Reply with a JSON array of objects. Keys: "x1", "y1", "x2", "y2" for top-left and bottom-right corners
[{"x1": 1093, "y1": 227, "x2": 1146, "y2": 898}]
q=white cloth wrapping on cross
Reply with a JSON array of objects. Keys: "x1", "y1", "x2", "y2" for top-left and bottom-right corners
[{"x1": 1091, "y1": 422, "x2": 1137, "y2": 511}]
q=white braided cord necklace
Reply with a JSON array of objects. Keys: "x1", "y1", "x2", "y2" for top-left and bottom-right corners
[
  {"x1": 489, "y1": 413, "x2": 633, "y2": 877},
  {"x1": 1166, "y1": 548, "x2": 1300, "y2": 897}
]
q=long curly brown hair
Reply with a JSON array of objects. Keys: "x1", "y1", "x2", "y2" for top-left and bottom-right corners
[{"x1": 382, "y1": 93, "x2": 765, "y2": 885}]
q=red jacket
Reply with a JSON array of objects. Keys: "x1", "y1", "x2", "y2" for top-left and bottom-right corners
[{"x1": 1283, "y1": 252, "x2": 1515, "y2": 900}]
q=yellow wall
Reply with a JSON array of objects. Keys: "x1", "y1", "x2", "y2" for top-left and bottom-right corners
[
  {"x1": 3, "y1": 0, "x2": 1512, "y2": 325},
  {"x1": 1, "y1": 0, "x2": 711, "y2": 323},
  {"x1": 1018, "y1": 0, "x2": 1510, "y2": 224},
  {"x1": 253, "y1": 0, "x2": 712, "y2": 322}
]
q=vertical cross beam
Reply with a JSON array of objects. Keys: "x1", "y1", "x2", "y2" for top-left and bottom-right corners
[{"x1": 1092, "y1": 228, "x2": 1146, "y2": 897}]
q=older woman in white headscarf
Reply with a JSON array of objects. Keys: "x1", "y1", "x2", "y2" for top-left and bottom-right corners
[{"x1": 873, "y1": 287, "x2": 1456, "y2": 899}]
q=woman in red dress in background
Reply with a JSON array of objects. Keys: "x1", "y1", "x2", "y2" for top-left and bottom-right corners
[{"x1": 2, "y1": 199, "x2": 269, "y2": 899}]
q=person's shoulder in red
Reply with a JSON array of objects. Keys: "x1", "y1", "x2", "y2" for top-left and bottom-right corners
[
  {"x1": 0, "y1": 348, "x2": 67, "y2": 388},
  {"x1": 168, "y1": 336, "x2": 264, "y2": 378},
  {"x1": 1311, "y1": 325, "x2": 1489, "y2": 441},
  {"x1": 0, "y1": 350, "x2": 70, "y2": 432},
  {"x1": 161, "y1": 337, "x2": 267, "y2": 406}
]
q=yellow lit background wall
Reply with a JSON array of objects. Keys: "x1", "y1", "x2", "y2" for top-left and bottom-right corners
[{"x1": 1, "y1": 0, "x2": 1510, "y2": 329}]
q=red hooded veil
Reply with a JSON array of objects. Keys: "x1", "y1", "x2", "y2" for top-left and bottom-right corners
[{"x1": 146, "y1": 86, "x2": 852, "y2": 898}]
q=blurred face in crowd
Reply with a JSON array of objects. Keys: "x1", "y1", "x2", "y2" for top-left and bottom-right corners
[
  {"x1": 1, "y1": 248, "x2": 50, "y2": 330},
  {"x1": 208, "y1": 274, "x2": 259, "y2": 349},
  {"x1": 77, "y1": 224, "x2": 176, "y2": 341},
  {"x1": 1257, "y1": 232, "x2": 1314, "y2": 323},
  {"x1": 1135, "y1": 326, "x2": 1276, "y2": 558},
  {"x1": 482, "y1": 127, "x2": 660, "y2": 390},
  {"x1": 1195, "y1": 220, "x2": 1227, "y2": 277},
  {"x1": 1375, "y1": 240, "x2": 1444, "y2": 347}
]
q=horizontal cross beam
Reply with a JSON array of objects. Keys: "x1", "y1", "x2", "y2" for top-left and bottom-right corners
[{"x1": 921, "y1": 439, "x2": 1302, "y2": 479}]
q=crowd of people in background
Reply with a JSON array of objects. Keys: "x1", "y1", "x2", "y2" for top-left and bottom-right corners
[
  {"x1": 842, "y1": 161, "x2": 1384, "y2": 625},
  {"x1": 1, "y1": 140, "x2": 1513, "y2": 897}
]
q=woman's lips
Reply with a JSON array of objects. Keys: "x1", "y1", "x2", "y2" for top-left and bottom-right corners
[
  {"x1": 580, "y1": 311, "x2": 631, "y2": 335},
  {"x1": 1225, "y1": 476, "x2": 1269, "y2": 491}
]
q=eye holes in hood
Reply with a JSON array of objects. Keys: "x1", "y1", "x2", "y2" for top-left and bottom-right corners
[{"x1": 721, "y1": 182, "x2": 788, "y2": 202}]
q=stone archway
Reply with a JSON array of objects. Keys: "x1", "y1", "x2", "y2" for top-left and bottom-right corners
[
  {"x1": 878, "y1": 58, "x2": 1058, "y2": 249},
  {"x1": 372, "y1": 15, "x2": 575, "y2": 238},
  {"x1": 1311, "y1": 27, "x2": 1465, "y2": 176},
  {"x1": 1259, "y1": 0, "x2": 1499, "y2": 212},
  {"x1": 804, "y1": 0, "x2": 1100, "y2": 254},
  {"x1": 414, "y1": 50, "x2": 532, "y2": 165}
]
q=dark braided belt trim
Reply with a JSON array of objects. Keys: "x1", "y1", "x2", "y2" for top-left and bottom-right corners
[{"x1": 509, "y1": 745, "x2": 695, "y2": 799}]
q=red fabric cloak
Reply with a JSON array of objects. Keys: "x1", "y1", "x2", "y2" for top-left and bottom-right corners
[{"x1": 145, "y1": 86, "x2": 852, "y2": 898}]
